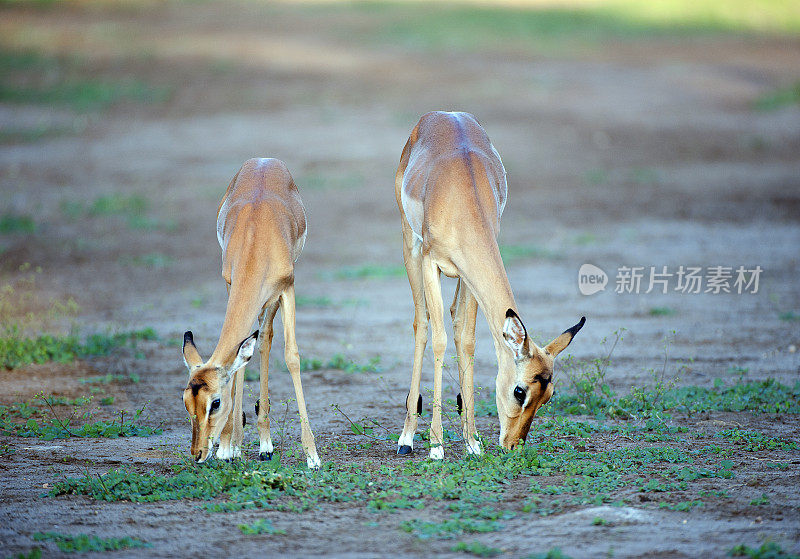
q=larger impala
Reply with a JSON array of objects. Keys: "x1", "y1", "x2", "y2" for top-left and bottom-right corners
[
  {"x1": 182, "y1": 158, "x2": 320, "y2": 468},
  {"x1": 395, "y1": 111, "x2": 585, "y2": 459}
]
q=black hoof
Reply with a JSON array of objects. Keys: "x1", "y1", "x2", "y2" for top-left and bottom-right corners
[
  {"x1": 259, "y1": 452, "x2": 273, "y2": 461},
  {"x1": 397, "y1": 445, "x2": 413, "y2": 455},
  {"x1": 254, "y1": 401, "x2": 259, "y2": 415}
]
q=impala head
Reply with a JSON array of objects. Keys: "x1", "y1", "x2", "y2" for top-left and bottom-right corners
[
  {"x1": 496, "y1": 310, "x2": 585, "y2": 450},
  {"x1": 181, "y1": 329, "x2": 258, "y2": 463}
]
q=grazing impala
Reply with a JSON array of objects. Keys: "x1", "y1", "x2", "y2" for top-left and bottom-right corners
[
  {"x1": 395, "y1": 111, "x2": 585, "y2": 459},
  {"x1": 182, "y1": 158, "x2": 320, "y2": 468}
]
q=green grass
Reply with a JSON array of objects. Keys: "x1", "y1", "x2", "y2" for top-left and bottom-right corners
[
  {"x1": 452, "y1": 540, "x2": 502, "y2": 557},
  {"x1": 60, "y1": 194, "x2": 176, "y2": 231},
  {"x1": 754, "y1": 81, "x2": 800, "y2": 111},
  {"x1": 0, "y1": 213, "x2": 36, "y2": 234},
  {"x1": 499, "y1": 244, "x2": 560, "y2": 265},
  {"x1": 649, "y1": 306, "x2": 676, "y2": 316},
  {"x1": 527, "y1": 550, "x2": 573, "y2": 559},
  {"x1": 0, "y1": 396, "x2": 162, "y2": 440},
  {"x1": 238, "y1": 518, "x2": 286, "y2": 535},
  {"x1": 0, "y1": 327, "x2": 156, "y2": 369},
  {"x1": 729, "y1": 541, "x2": 800, "y2": 558},
  {"x1": 0, "y1": 49, "x2": 169, "y2": 112},
  {"x1": 340, "y1": 0, "x2": 800, "y2": 55},
  {"x1": 32, "y1": 532, "x2": 149, "y2": 553},
  {"x1": 119, "y1": 252, "x2": 174, "y2": 268},
  {"x1": 330, "y1": 264, "x2": 406, "y2": 281}
]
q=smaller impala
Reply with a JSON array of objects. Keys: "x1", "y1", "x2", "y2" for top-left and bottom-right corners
[
  {"x1": 395, "y1": 111, "x2": 585, "y2": 459},
  {"x1": 182, "y1": 158, "x2": 320, "y2": 468}
]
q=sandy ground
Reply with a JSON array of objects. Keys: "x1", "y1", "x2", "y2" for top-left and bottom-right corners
[{"x1": 1, "y1": 1, "x2": 799, "y2": 557}]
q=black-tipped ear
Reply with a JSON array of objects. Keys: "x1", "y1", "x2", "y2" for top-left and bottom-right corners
[
  {"x1": 222, "y1": 330, "x2": 259, "y2": 384},
  {"x1": 182, "y1": 330, "x2": 203, "y2": 370},
  {"x1": 545, "y1": 316, "x2": 586, "y2": 358},
  {"x1": 503, "y1": 308, "x2": 528, "y2": 359}
]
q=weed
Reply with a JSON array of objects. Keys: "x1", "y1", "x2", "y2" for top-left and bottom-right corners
[
  {"x1": 330, "y1": 265, "x2": 406, "y2": 280},
  {"x1": 0, "y1": 327, "x2": 156, "y2": 369},
  {"x1": 295, "y1": 295, "x2": 333, "y2": 307},
  {"x1": 0, "y1": 396, "x2": 161, "y2": 440},
  {"x1": 649, "y1": 306, "x2": 676, "y2": 316},
  {"x1": 729, "y1": 541, "x2": 799, "y2": 558},
  {"x1": 452, "y1": 540, "x2": 503, "y2": 557},
  {"x1": 31, "y1": 532, "x2": 149, "y2": 552},
  {"x1": 754, "y1": 82, "x2": 800, "y2": 111},
  {"x1": 592, "y1": 517, "x2": 609, "y2": 526},
  {"x1": 750, "y1": 494, "x2": 769, "y2": 506},
  {"x1": 716, "y1": 429, "x2": 797, "y2": 451},
  {"x1": 79, "y1": 373, "x2": 140, "y2": 384},
  {"x1": 327, "y1": 353, "x2": 381, "y2": 373},
  {"x1": 526, "y1": 549, "x2": 573, "y2": 559},
  {"x1": 0, "y1": 326, "x2": 155, "y2": 370},
  {"x1": 238, "y1": 518, "x2": 286, "y2": 535},
  {"x1": 658, "y1": 500, "x2": 704, "y2": 511},
  {"x1": 8, "y1": 548, "x2": 41, "y2": 559},
  {"x1": 778, "y1": 311, "x2": 800, "y2": 322},
  {"x1": 401, "y1": 517, "x2": 502, "y2": 540},
  {"x1": 0, "y1": 214, "x2": 36, "y2": 234},
  {"x1": 499, "y1": 244, "x2": 559, "y2": 264}
]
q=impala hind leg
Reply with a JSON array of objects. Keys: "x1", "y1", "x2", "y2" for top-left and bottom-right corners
[
  {"x1": 280, "y1": 284, "x2": 321, "y2": 469},
  {"x1": 398, "y1": 227, "x2": 427, "y2": 455},
  {"x1": 422, "y1": 255, "x2": 446, "y2": 460},
  {"x1": 451, "y1": 278, "x2": 482, "y2": 455},
  {"x1": 256, "y1": 301, "x2": 279, "y2": 460}
]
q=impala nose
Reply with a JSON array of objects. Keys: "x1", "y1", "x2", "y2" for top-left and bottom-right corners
[{"x1": 194, "y1": 451, "x2": 203, "y2": 462}]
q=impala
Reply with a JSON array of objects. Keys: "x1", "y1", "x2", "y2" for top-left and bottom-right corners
[
  {"x1": 395, "y1": 111, "x2": 585, "y2": 459},
  {"x1": 182, "y1": 158, "x2": 320, "y2": 468}
]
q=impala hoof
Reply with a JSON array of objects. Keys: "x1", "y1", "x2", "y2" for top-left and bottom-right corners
[
  {"x1": 259, "y1": 452, "x2": 273, "y2": 461},
  {"x1": 397, "y1": 445, "x2": 413, "y2": 455}
]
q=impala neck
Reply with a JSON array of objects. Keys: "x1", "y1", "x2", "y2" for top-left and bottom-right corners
[
  {"x1": 209, "y1": 261, "x2": 274, "y2": 366},
  {"x1": 458, "y1": 237, "x2": 517, "y2": 347}
]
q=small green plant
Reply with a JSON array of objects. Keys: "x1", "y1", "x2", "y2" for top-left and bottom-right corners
[
  {"x1": 499, "y1": 244, "x2": 559, "y2": 264},
  {"x1": 592, "y1": 517, "x2": 609, "y2": 526},
  {"x1": 327, "y1": 353, "x2": 381, "y2": 373},
  {"x1": 452, "y1": 540, "x2": 503, "y2": 557},
  {"x1": 238, "y1": 518, "x2": 286, "y2": 535},
  {"x1": 778, "y1": 311, "x2": 800, "y2": 322},
  {"x1": 754, "y1": 81, "x2": 800, "y2": 111},
  {"x1": 8, "y1": 548, "x2": 42, "y2": 559},
  {"x1": 658, "y1": 500, "x2": 704, "y2": 511},
  {"x1": 526, "y1": 549, "x2": 573, "y2": 559},
  {"x1": 729, "y1": 541, "x2": 799, "y2": 558},
  {"x1": 749, "y1": 494, "x2": 769, "y2": 506},
  {"x1": 0, "y1": 213, "x2": 36, "y2": 234},
  {"x1": 330, "y1": 264, "x2": 406, "y2": 280},
  {"x1": 0, "y1": 395, "x2": 161, "y2": 440},
  {"x1": 0, "y1": 328, "x2": 156, "y2": 369},
  {"x1": 31, "y1": 532, "x2": 149, "y2": 552},
  {"x1": 649, "y1": 306, "x2": 676, "y2": 316}
]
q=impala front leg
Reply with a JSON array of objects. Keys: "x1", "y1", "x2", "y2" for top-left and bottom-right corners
[
  {"x1": 280, "y1": 285, "x2": 321, "y2": 469},
  {"x1": 422, "y1": 255, "x2": 446, "y2": 460},
  {"x1": 451, "y1": 279, "x2": 482, "y2": 455},
  {"x1": 216, "y1": 376, "x2": 240, "y2": 460},
  {"x1": 256, "y1": 301, "x2": 279, "y2": 460}
]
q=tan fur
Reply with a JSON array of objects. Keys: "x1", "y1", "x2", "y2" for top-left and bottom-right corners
[
  {"x1": 396, "y1": 112, "x2": 583, "y2": 455},
  {"x1": 182, "y1": 158, "x2": 320, "y2": 468}
]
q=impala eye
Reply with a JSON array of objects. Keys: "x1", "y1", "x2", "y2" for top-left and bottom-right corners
[
  {"x1": 209, "y1": 398, "x2": 221, "y2": 413},
  {"x1": 513, "y1": 386, "x2": 526, "y2": 405}
]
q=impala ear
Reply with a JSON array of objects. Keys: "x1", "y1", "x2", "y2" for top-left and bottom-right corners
[
  {"x1": 182, "y1": 331, "x2": 203, "y2": 371},
  {"x1": 502, "y1": 309, "x2": 528, "y2": 360},
  {"x1": 545, "y1": 317, "x2": 586, "y2": 358},
  {"x1": 221, "y1": 330, "x2": 259, "y2": 384}
]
